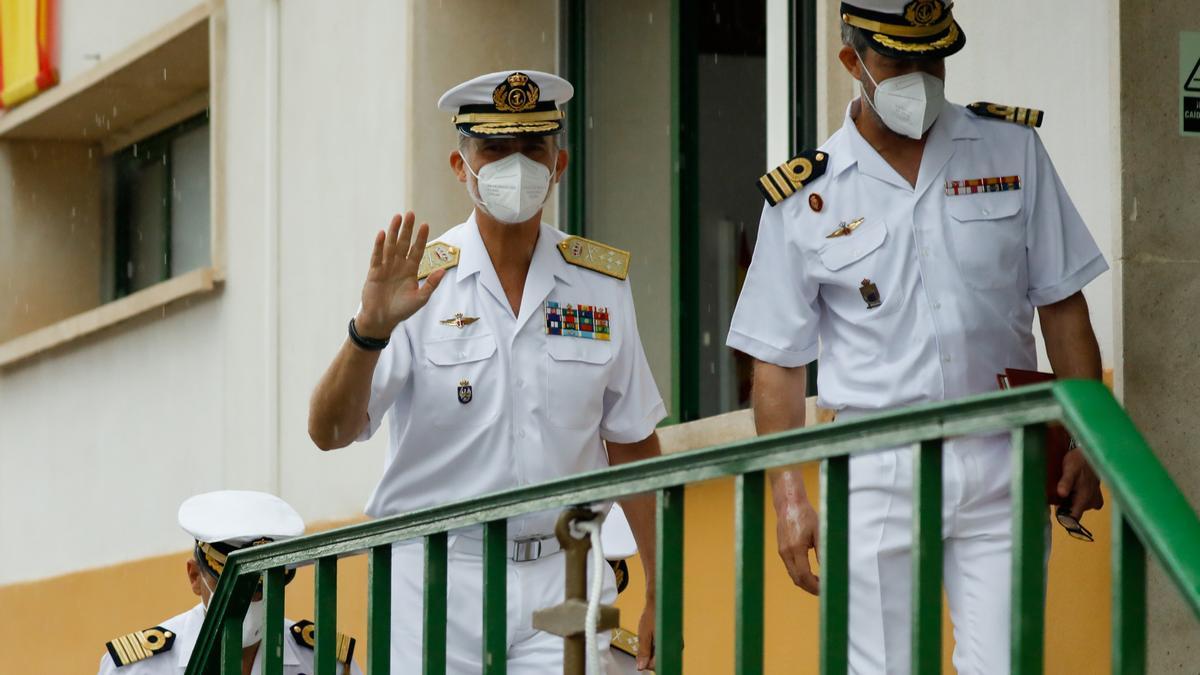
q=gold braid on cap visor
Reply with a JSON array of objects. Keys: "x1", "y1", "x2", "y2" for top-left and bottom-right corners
[
  {"x1": 841, "y1": 11, "x2": 955, "y2": 38},
  {"x1": 195, "y1": 539, "x2": 296, "y2": 585},
  {"x1": 870, "y1": 22, "x2": 960, "y2": 52},
  {"x1": 453, "y1": 110, "x2": 563, "y2": 124}
]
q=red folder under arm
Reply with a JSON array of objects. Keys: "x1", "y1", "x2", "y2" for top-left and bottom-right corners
[{"x1": 996, "y1": 368, "x2": 1069, "y2": 505}]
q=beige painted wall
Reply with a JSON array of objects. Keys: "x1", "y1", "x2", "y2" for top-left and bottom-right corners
[
  {"x1": 1119, "y1": 1, "x2": 1200, "y2": 671},
  {"x1": 408, "y1": 0, "x2": 560, "y2": 238},
  {"x1": 0, "y1": 140, "x2": 103, "y2": 342}
]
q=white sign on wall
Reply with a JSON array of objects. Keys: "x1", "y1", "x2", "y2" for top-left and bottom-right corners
[{"x1": 1182, "y1": 32, "x2": 1200, "y2": 137}]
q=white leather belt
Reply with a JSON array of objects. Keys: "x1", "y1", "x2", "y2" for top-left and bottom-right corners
[{"x1": 452, "y1": 534, "x2": 562, "y2": 562}]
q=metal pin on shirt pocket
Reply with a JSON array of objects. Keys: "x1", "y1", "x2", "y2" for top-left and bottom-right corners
[{"x1": 860, "y1": 279, "x2": 882, "y2": 309}]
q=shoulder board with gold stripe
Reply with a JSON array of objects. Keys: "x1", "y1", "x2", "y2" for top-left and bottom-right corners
[
  {"x1": 291, "y1": 620, "x2": 357, "y2": 665},
  {"x1": 557, "y1": 236, "x2": 630, "y2": 280},
  {"x1": 611, "y1": 627, "x2": 641, "y2": 657},
  {"x1": 756, "y1": 150, "x2": 829, "y2": 207},
  {"x1": 967, "y1": 102, "x2": 1044, "y2": 128},
  {"x1": 105, "y1": 626, "x2": 176, "y2": 667},
  {"x1": 417, "y1": 241, "x2": 460, "y2": 280}
]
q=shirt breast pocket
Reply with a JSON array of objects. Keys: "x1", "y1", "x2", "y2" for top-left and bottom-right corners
[
  {"x1": 422, "y1": 334, "x2": 501, "y2": 429},
  {"x1": 817, "y1": 218, "x2": 896, "y2": 319},
  {"x1": 545, "y1": 338, "x2": 613, "y2": 430},
  {"x1": 946, "y1": 193, "x2": 1025, "y2": 289}
]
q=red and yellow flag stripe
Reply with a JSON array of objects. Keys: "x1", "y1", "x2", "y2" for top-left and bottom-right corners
[{"x1": 0, "y1": 0, "x2": 58, "y2": 109}]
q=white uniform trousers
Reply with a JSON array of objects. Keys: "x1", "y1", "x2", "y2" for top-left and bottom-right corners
[
  {"x1": 846, "y1": 437, "x2": 1050, "y2": 675},
  {"x1": 389, "y1": 536, "x2": 620, "y2": 674}
]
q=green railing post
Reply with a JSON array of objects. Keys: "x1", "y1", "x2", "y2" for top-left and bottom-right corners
[
  {"x1": 657, "y1": 485, "x2": 686, "y2": 675},
  {"x1": 218, "y1": 572, "x2": 255, "y2": 675},
  {"x1": 912, "y1": 439, "x2": 943, "y2": 674},
  {"x1": 735, "y1": 471, "x2": 765, "y2": 674},
  {"x1": 221, "y1": 610, "x2": 243, "y2": 675},
  {"x1": 263, "y1": 567, "x2": 286, "y2": 675},
  {"x1": 483, "y1": 520, "x2": 507, "y2": 675},
  {"x1": 1112, "y1": 505, "x2": 1147, "y2": 675},
  {"x1": 1011, "y1": 424, "x2": 1047, "y2": 675},
  {"x1": 819, "y1": 456, "x2": 850, "y2": 675},
  {"x1": 314, "y1": 556, "x2": 339, "y2": 675},
  {"x1": 369, "y1": 544, "x2": 393, "y2": 675},
  {"x1": 423, "y1": 534, "x2": 448, "y2": 675},
  {"x1": 181, "y1": 383, "x2": 1200, "y2": 675}
]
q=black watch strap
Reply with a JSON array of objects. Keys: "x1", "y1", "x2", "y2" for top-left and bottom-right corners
[{"x1": 348, "y1": 318, "x2": 390, "y2": 351}]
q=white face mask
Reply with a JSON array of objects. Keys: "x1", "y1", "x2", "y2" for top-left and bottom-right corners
[
  {"x1": 461, "y1": 150, "x2": 555, "y2": 224},
  {"x1": 857, "y1": 51, "x2": 945, "y2": 140},
  {"x1": 201, "y1": 573, "x2": 267, "y2": 646}
]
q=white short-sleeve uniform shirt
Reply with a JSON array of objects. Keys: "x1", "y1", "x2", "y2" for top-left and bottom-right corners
[
  {"x1": 358, "y1": 214, "x2": 666, "y2": 536},
  {"x1": 728, "y1": 101, "x2": 1107, "y2": 417},
  {"x1": 96, "y1": 604, "x2": 362, "y2": 674}
]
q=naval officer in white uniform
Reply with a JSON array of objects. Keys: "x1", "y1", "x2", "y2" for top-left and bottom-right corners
[
  {"x1": 727, "y1": 2, "x2": 1107, "y2": 673},
  {"x1": 309, "y1": 70, "x2": 664, "y2": 673},
  {"x1": 96, "y1": 490, "x2": 361, "y2": 674}
]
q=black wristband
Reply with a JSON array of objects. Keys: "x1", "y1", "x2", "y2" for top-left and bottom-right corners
[{"x1": 348, "y1": 317, "x2": 390, "y2": 351}]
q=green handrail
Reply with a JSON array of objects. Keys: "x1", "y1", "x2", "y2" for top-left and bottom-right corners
[{"x1": 185, "y1": 380, "x2": 1200, "y2": 674}]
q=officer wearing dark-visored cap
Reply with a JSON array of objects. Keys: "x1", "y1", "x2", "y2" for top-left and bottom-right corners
[{"x1": 729, "y1": 1, "x2": 1108, "y2": 673}]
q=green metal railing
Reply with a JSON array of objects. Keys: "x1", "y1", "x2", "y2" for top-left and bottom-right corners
[{"x1": 186, "y1": 380, "x2": 1200, "y2": 674}]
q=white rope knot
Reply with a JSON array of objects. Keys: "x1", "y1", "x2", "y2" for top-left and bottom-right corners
[{"x1": 571, "y1": 514, "x2": 606, "y2": 675}]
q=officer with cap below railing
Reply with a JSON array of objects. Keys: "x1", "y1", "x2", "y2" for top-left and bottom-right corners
[{"x1": 96, "y1": 490, "x2": 363, "y2": 674}]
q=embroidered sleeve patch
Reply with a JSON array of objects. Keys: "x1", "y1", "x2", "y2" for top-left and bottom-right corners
[
  {"x1": 756, "y1": 150, "x2": 829, "y2": 207},
  {"x1": 967, "y1": 102, "x2": 1044, "y2": 128},
  {"x1": 418, "y1": 241, "x2": 460, "y2": 280},
  {"x1": 557, "y1": 236, "x2": 631, "y2": 280},
  {"x1": 105, "y1": 626, "x2": 176, "y2": 667},
  {"x1": 291, "y1": 620, "x2": 357, "y2": 665}
]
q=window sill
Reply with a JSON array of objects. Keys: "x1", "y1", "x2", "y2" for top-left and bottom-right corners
[{"x1": 0, "y1": 267, "x2": 219, "y2": 369}]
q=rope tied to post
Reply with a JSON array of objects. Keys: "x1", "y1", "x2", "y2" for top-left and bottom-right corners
[
  {"x1": 570, "y1": 515, "x2": 606, "y2": 675},
  {"x1": 532, "y1": 507, "x2": 622, "y2": 675}
]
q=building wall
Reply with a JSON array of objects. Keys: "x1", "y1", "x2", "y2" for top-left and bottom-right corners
[
  {"x1": 1119, "y1": 1, "x2": 1200, "y2": 670},
  {"x1": 0, "y1": 0, "x2": 557, "y2": 583}
]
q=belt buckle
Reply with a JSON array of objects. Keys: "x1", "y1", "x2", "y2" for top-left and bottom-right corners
[{"x1": 511, "y1": 537, "x2": 542, "y2": 562}]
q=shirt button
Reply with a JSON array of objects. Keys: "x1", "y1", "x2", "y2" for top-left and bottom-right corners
[
  {"x1": 943, "y1": 355, "x2": 952, "y2": 363},
  {"x1": 982, "y1": 208, "x2": 991, "y2": 216},
  {"x1": 921, "y1": 247, "x2": 931, "y2": 257},
  {"x1": 932, "y1": 301, "x2": 941, "y2": 310},
  {"x1": 517, "y1": 429, "x2": 527, "y2": 439},
  {"x1": 516, "y1": 378, "x2": 525, "y2": 388},
  {"x1": 457, "y1": 351, "x2": 466, "y2": 359}
]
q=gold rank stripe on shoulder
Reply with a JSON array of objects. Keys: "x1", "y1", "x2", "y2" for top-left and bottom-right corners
[
  {"x1": 756, "y1": 149, "x2": 830, "y2": 207},
  {"x1": 417, "y1": 240, "x2": 460, "y2": 280},
  {"x1": 105, "y1": 626, "x2": 176, "y2": 667},
  {"x1": 611, "y1": 627, "x2": 640, "y2": 657},
  {"x1": 966, "y1": 102, "x2": 1044, "y2": 128},
  {"x1": 291, "y1": 620, "x2": 357, "y2": 664},
  {"x1": 557, "y1": 236, "x2": 631, "y2": 280}
]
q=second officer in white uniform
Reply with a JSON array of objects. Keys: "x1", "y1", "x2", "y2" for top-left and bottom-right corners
[
  {"x1": 309, "y1": 70, "x2": 664, "y2": 673},
  {"x1": 728, "y1": 2, "x2": 1108, "y2": 673},
  {"x1": 96, "y1": 491, "x2": 362, "y2": 675}
]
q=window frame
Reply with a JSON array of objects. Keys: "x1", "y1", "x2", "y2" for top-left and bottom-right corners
[
  {"x1": 0, "y1": 5, "x2": 223, "y2": 369},
  {"x1": 558, "y1": 0, "x2": 818, "y2": 420},
  {"x1": 110, "y1": 111, "x2": 211, "y2": 300}
]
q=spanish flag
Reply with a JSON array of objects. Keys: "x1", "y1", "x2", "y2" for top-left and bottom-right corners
[{"x1": 0, "y1": 0, "x2": 57, "y2": 109}]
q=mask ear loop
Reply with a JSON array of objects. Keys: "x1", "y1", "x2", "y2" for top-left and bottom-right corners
[{"x1": 854, "y1": 49, "x2": 885, "y2": 119}]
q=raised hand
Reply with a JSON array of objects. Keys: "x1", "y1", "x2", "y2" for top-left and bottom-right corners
[{"x1": 354, "y1": 212, "x2": 446, "y2": 339}]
